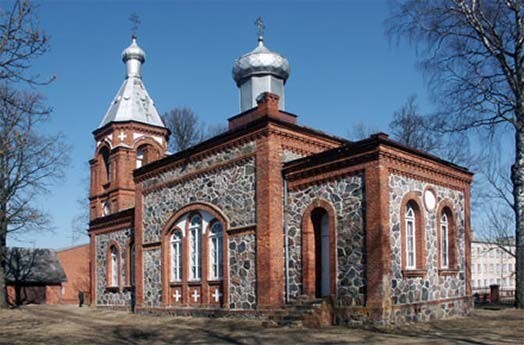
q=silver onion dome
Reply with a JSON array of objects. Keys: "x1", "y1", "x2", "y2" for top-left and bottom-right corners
[
  {"x1": 232, "y1": 37, "x2": 290, "y2": 87},
  {"x1": 122, "y1": 35, "x2": 145, "y2": 63}
]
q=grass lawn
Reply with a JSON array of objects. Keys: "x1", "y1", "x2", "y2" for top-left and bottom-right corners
[{"x1": 0, "y1": 305, "x2": 522, "y2": 344}]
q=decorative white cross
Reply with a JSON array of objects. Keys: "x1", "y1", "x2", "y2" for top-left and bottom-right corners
[
  {"x1": 212, "y1": 288, "x2": 222, "y2": 303},
  {"x1": 172, "y1": 290, "x2": 181, "y2": 302},
  {"x1": 192, "y1": 289, "x2": 200, "y2": 302},
  {"x1": 118, "y1": 131, "x2": 127, "y2": 142}
]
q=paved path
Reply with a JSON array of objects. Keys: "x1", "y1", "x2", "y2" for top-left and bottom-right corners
[{"x1": 0, "y1": 305, "x2": 523, "y2": 344}]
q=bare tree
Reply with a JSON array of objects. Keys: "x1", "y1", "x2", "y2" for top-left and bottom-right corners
[
  {"x1": 389, "y1": 95, "x2": 474, "y2": 167},
  {"x1": 346, "y1": 120, "x2": 379, "y2": 141},
  {"x1": 163, "y1": 107, "x2": 205, "y2": 152},
  {"x1": 163, "y1": 107, "x2": 228, "y2": 153},
  {"x1": 386, "y1": 0, "x2": 524, "y2": 307},
  {"x1": 0, "y1": 0, "x2": 66, "y2": 309},
  {"x1": 389, "y1": 95, "x2": 438, "y2": 152}
]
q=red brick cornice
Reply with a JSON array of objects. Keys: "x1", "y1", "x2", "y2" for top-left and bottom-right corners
[
  {"x1": 134, "y1": 116, "x2": 346, "y2": 182},
  {"x1": 89, "y1": 208, "x2": 134, "y2": 234}
]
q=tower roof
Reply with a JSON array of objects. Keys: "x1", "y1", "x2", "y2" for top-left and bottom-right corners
[
  {"x1": 232, "y1": 19, "x2": 290, "y2": 87},
  {"x1": 99, "y1": 36, "x2": 165, "y2": 129}
]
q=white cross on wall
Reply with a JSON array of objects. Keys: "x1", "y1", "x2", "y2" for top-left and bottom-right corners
[
  {"x1": 173, "y1": 290, "x2": 181, "y2": 302},
  {"x1": 118, "y1": 131, "x2": 127, "y2": 142},
  {"x1": 212, "y1": 288, "x2": 222, "y2": 303},
  {"x1": 192, "y1": 289, "x2": 200, "y2": 302}
]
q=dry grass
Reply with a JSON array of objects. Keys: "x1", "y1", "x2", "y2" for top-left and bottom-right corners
[{"x1": 0, "y1": 305, "x2": 522, "y2": 344}]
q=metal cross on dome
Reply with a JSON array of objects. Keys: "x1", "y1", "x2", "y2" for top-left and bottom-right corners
[{"x1": 255, "y1": 17, "x2": 265, "y2": 41}]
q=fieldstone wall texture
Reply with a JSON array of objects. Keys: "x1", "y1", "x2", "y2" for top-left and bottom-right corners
[
  {"x1": 142, "y1": 156, "x2": 256, "y2": 244},
  {"x1": 95, "y1": 228, "x2": 133, "y2": 306},
  {"x1": 389, "y1": 174, "x2": 467, "y2": 308},
  {"x1": 286, "y1": 174, "x2": 365, "y2": 305},
  {"x1": 143, "y1": 247, "x2": 162, "y2": 307},
  {"x1": 228, "y1": 233, "x2": 257, "y2": 309}
]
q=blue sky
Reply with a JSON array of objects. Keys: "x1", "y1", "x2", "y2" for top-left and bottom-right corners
[{"x1": 10, "y1": 0, "x2": 436, "y2": 249}]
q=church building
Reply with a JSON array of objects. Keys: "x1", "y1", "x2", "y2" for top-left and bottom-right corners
[{"x1": 88, "y1": 27, "x2": 473, "y2": 325}]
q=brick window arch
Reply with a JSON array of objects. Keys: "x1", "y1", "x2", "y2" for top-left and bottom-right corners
[
  {"x1": 400, "y1": 193, "x2": 426, "y2": 276},
  {"x1": 106, "y1": 243, "x2": 121, "y2": 288},
  {"x1": 437, "y1": 203, "x2": 458, "y2": 273},
  {"x1": 301, "y1": 199, "x2": 337, "y2": 299}
]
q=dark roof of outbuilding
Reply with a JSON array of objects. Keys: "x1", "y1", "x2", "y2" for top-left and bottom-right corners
[{"x1": 5, "y1": 247, "x2": 67, "y2": 285}]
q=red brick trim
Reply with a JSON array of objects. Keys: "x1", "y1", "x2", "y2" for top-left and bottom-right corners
[
  {"x1": 125, "y1": 239, "x2": 134, "y2": 287},
  {"x1": 301, "y1": 199, "x2": 337, "y2": 299},
  {"x1": 436, "y1": 200, "x2": 458, "y2": 272},
  {"x1": 143, "y1": 242, "x2": 161, "y2": 249},
  {"x1": 226, "y1": 224, "x2": 256, "y2": 237},
  {"x1": 364, "y1": 163, "x2": 391, "y2": 311},
  {"x1": 400, "y1": 192, "x2": 426, "y2": 272},
  {"x1": 134, "y1": 182, "x2": 144, "y2": 308},
  {"x1": 255, "y1": 134, "x2": 284, "y2": 307}
]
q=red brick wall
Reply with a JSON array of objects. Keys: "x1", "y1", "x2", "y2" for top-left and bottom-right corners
[{"x1": 57, "y1": 244, "x2": 91, "y2": 305}]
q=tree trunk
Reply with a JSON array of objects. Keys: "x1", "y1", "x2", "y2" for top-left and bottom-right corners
[
  {"x1": 512, "y1": 121, "x2": 524, "y2": 309},
  {"x1": 0, "y1": 226, "x2": 7, "y2": 309}
]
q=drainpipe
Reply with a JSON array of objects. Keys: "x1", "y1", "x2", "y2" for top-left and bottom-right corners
[{"x1": 283, "y1": 178, "x2": 290, "y2": 303}]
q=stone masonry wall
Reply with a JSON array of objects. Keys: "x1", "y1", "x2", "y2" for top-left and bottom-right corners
[
  {"x1": 143, "y1": 247, "x2": 162, "y2": 307},
  {"x1": 228, "y1": 233, "x2": 257, "y2": 310},
  {"x1": 95, "y1": 228, "x2": 133, "y2": 306},
  {"x1": 142, "y1": 156, "x2": 256, "y2": 244},
  {"x1": 286, "y1": 174, "x2": 365, "y2": 305},
  {"x1": 389, "y1": 174, "x2": 467, "y2": 309}
]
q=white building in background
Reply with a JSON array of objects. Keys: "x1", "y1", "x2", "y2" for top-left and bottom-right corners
[{"x1": 471, "y1": 240, "x2": 516, "y2": 289}]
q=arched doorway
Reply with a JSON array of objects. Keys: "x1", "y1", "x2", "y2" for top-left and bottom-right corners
[
  {"x1": 302, "y1": 201, "x2": 336, "y2": 299},
  {"x1": 312, "y1": 208, "x2": 330, "y2": 297}
]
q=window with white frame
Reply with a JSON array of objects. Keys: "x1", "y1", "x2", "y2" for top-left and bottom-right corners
[
  {"x1": 189, "y1": 215, "x2": 202, "y2": 280},
  {"x1": 405, "y1": 205, "x2": 416, "y2": 269},
  {"x1": 440, "y1": 213, "x2": 449, "y2": 268},
  {"x1": 110, "y1": 246, "x2": 118, "y2": 286},
  {"x1": 209, "y1": 222, "x2": 223, "y2": 280},
  {"x1": 171, "y1": 231, "x2": 182, "y2": 281}
]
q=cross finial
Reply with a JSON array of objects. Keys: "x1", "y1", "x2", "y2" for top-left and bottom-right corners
[
  {"x1": 129, "y1": 13, "x2": 141, "y2": 39},
  {"x1": 255, "y1": 16, "x2": 265, "y2": 42}
]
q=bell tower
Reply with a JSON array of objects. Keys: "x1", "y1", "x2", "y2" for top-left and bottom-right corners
[{"x1": 89, "y1": 36, "x2": 169, "y2": 220}]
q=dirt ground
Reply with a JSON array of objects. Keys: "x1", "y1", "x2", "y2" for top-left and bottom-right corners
[{"x1": 0, "y1": 305, "x2": 522, "y2": 345}]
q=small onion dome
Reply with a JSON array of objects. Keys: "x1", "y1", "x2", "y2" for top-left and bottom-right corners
[
  {"x1": 233, "y1": 38, "x2": 290, "y2": 87},
  {"x1": 122, "y1": 35, "x2": 145, "y2": 63}
]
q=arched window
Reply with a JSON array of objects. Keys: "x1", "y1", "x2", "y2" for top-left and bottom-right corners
[
  {"x1": 171, "y1": 231, "x2": 182, "y2": 282},
  {"x1": 109, "y1": 245, "x2": 119, "y2": 287},
  {"x1": 440, "y1": 213, "x2": 449, "y2": 268},
  {"x1": 209, "y1": 222, "x2": 223, "y2": 280},
  {"x1": 405, "y1": 205, "x2": 416, "y2": 269},
  {"x1": 102, "y1": 200, "x2": 110, "y2": 216},
  {"x1": 438, "y1": 205, "x2": 457, "y2": 271},
  {"x1": 136, "y1": 146, "x2": 145, "y2": 169},
  {"x1": 100, "y1": 147, "x2": 111, "y2": 183},
  {"x1": 189, "y1": 215, "x2": 202, "y2": 281}
]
